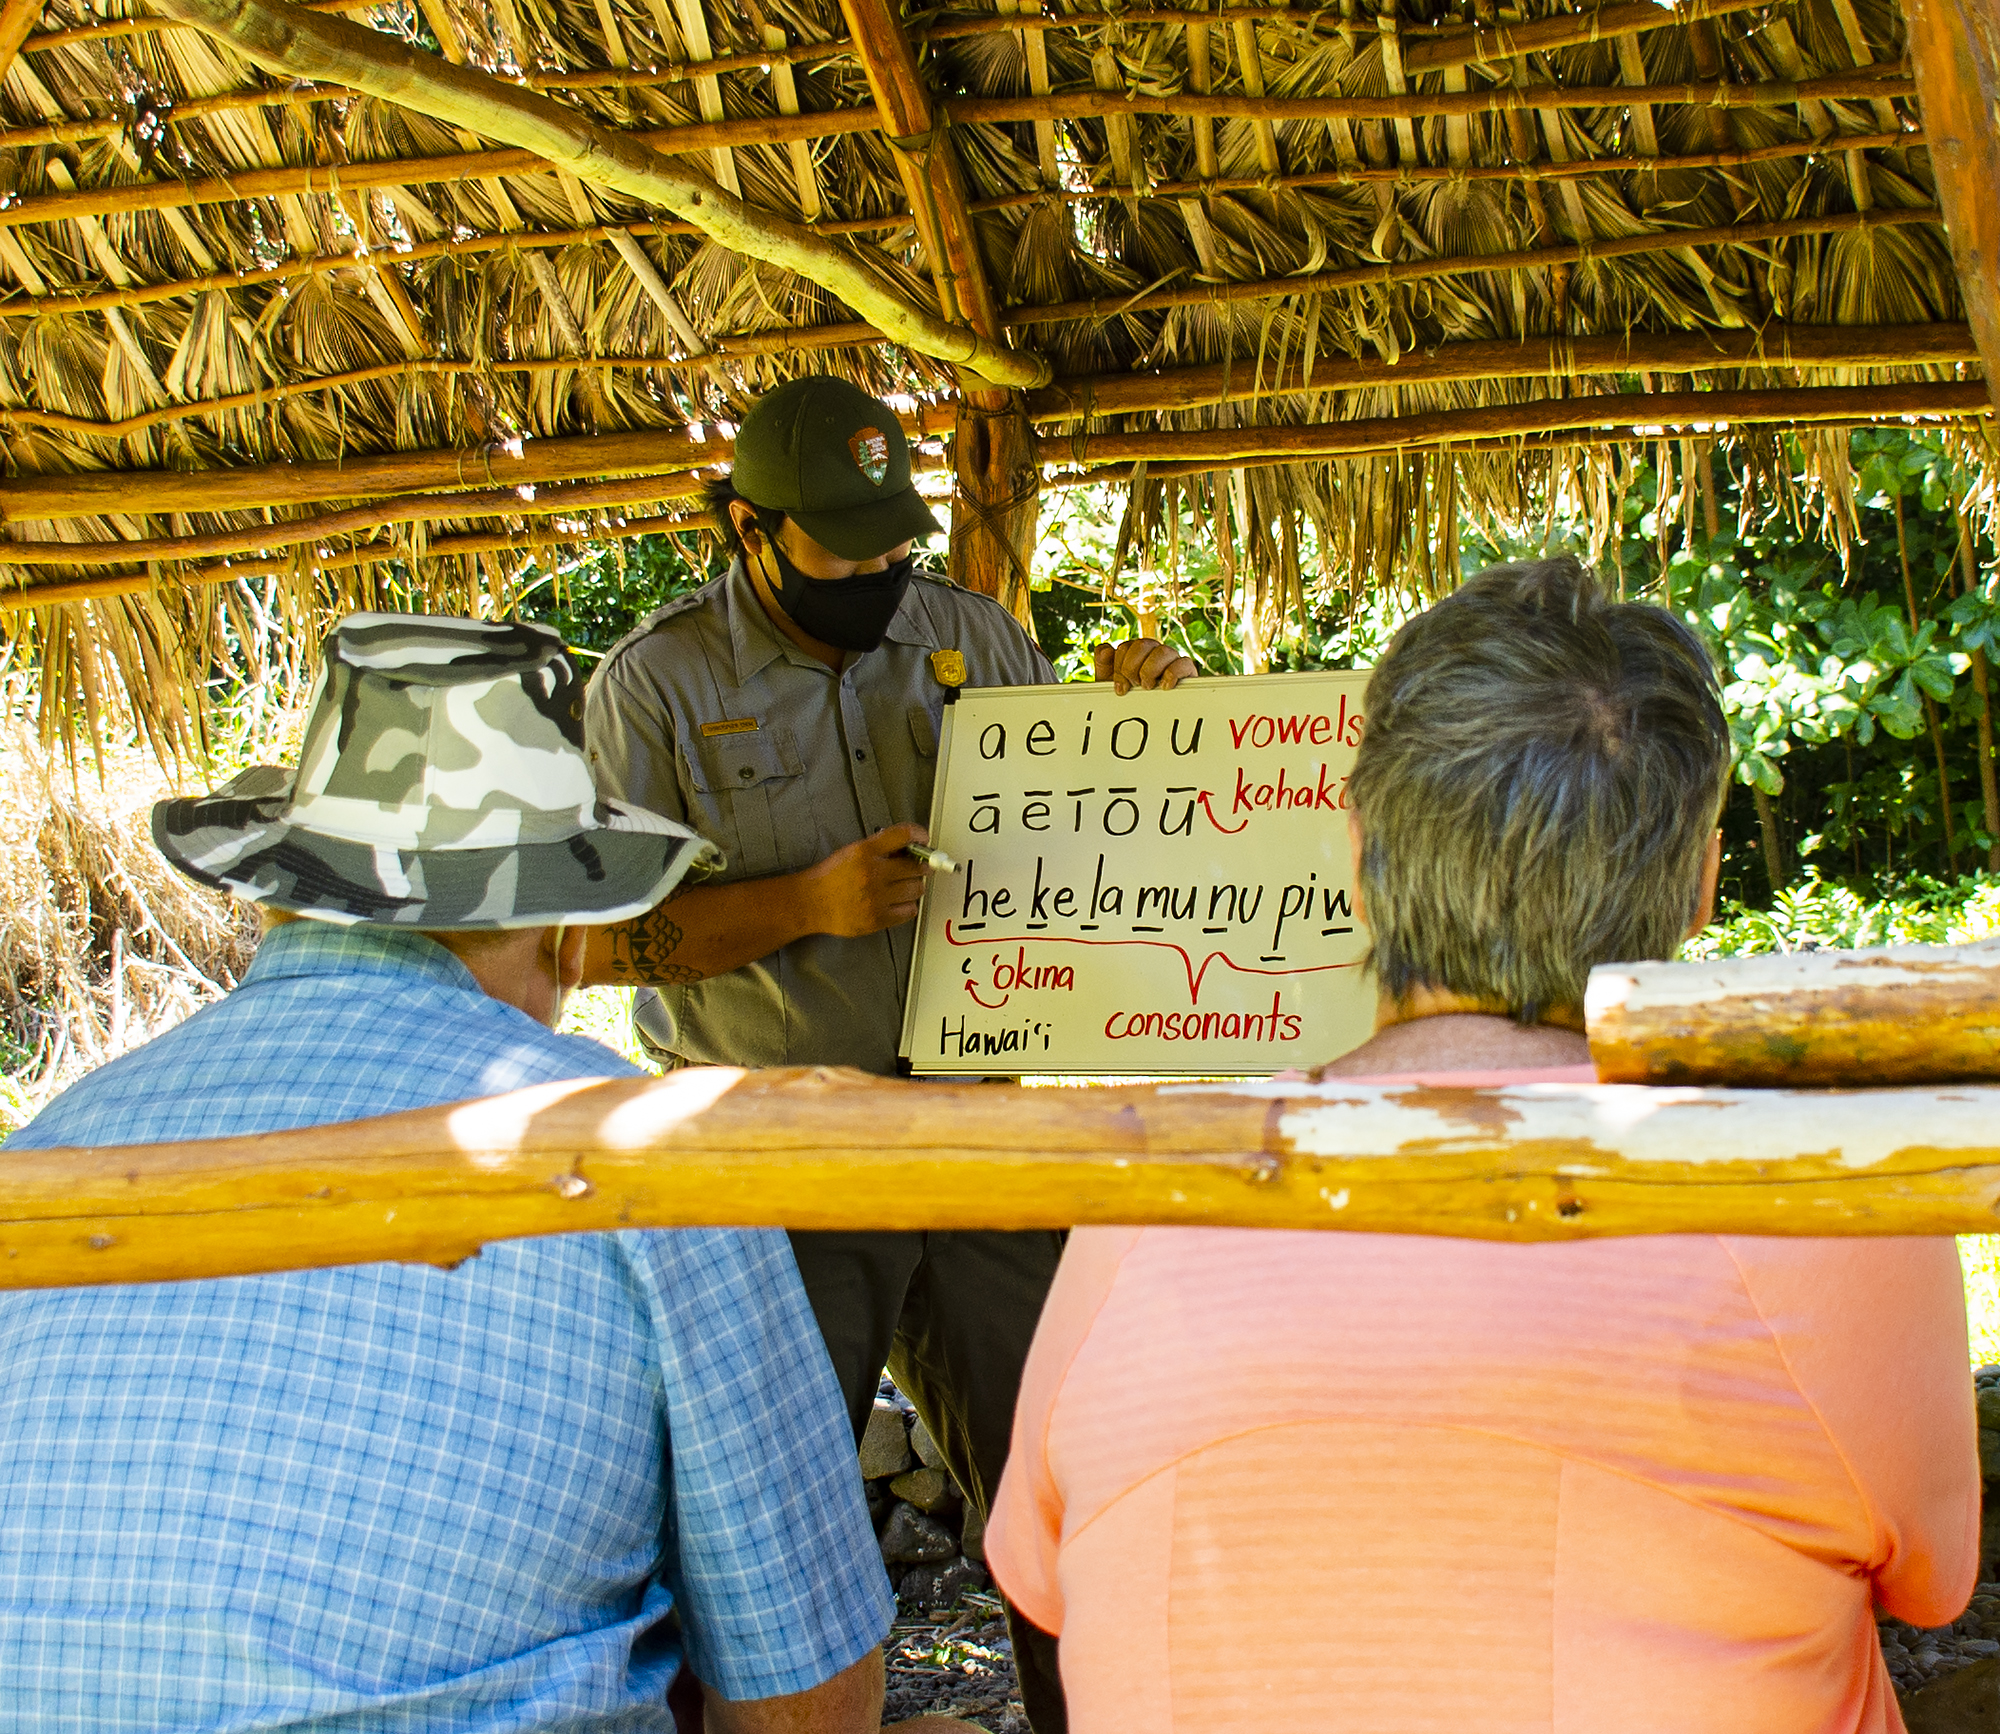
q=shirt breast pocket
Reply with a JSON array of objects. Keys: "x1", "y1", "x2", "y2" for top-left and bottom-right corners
[{"x1": 682, "y1": 725, "x2": 818, "y2": 879}]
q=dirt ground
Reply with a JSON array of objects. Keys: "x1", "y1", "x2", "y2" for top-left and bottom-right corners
[{"x1": 883, "y1": 1591, "x2": 1027, "y2": 1733}]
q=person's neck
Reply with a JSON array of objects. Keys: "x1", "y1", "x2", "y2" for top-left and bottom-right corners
[
  {"x1": 1314, "y1": 984, "x2": 1591, "y2": 1077},
  {"x1": 743, "y1": 553, "x2": 848, "y2": 672}
]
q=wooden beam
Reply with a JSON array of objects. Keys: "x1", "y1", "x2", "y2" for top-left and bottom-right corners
[
  {"x1": 0, "y1": 0, "x2": 46, "y2": 91},
  {"x1": 0, "y1": 441, "x2": 956, "y2": 575},
  {"x1": 913, "y1": 0, "x2": 1770, "y2": 71},
  {"x1": 145, "y1": 0, "x2": 1048, "y2": 387},
  {"x1": 0, "y1": 402, "x2": 957, "y2": 525},
  {"x1": 0, "y1": 473, "x2": 718, "y2": 568},
  {"x1": 0, "y1": 509, "x2": 719, "y2": 610},
  {"x1": 0, "y1": 426, "x2": 728, "y2": 524},
  {"x1": 837, "y1": 0, "x2": 1038, "y2": 618},
  {"x1": 12, "y1": 1070, "x2": 2000, "y2": 1289},
  {"x1": 948, "y1": 70, "x2": 1916, "y2": 130},
  {"x1": 1027, "y1": 324, "x2": 1984, "y2": 421},
  {"x1": 967, "y1": 129, "x2": 1923, "y2": 207},
  {"x1": 0, "y1": 114, "x2": 884, "y2": 231},
  {"x1": 1, "y1": 374, "x2": 1980, "y2": 535},
  {"x1": 1049, "y1": 382, "x2": 1993, "y2": 467},
  {"x1": 1904, "y1": 0, "x2": 2000, "y2": 409},
  {"x1": 839, "y1": 0, "x2": 1003, "y2": 342},
  {"x1": 1007, "y1": 206, "x2": 1946, "y2": 327},
  {"x1": 1588, "y1": 942, "x2": 2000, "y2": 1087},
  {"x1": 0, "y1": 226, "x2": 904, "y2": 322}
]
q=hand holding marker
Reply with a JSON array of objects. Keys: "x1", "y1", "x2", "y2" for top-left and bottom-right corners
[{"x1": 905, "y1": 841, "x2": 960, "y2": 875}]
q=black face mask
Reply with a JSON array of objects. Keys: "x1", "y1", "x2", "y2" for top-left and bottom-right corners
[{"x1": 753, "y1": 515, "x2": 913, "y2": 654}]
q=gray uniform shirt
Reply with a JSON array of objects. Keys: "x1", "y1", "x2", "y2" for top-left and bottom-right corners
[{"x1": 586, "y1": 557, "x2": 1055, "y2": 1074}]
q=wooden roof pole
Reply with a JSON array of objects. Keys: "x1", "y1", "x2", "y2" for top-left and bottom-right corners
[
  {"x1": 0, "y1": 0, "x2": 44, "y2": 90},
  {"x1": 143, "y1": 0, "x2": 1047, "y2": 389},
  {"x1": 1903, "y1": 0, "x2": 2000, "y2": 405},
  {"x1": 837, "y1": 0, "x2": 1039, "y2": 626}
]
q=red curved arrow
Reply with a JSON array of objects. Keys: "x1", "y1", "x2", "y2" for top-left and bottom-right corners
[{"x1": 1197, "y1": 790, "x2": 1248, "y2": 834}]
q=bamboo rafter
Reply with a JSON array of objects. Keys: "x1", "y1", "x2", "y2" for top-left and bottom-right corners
[
  {"x1": 0, "y1": 112, "x2": 887, "y2": 230},
  {"x1": 966, "y1": 129, "x2": 1923, "y2": 206},
  {"x1": 1, "y1": 322, "x2": 1973, "y2": 443},
  {"x1": 6, "y1": 0, "x2": 1768, "y2": 69},
  {"x1": 8, "y1": 401, "x2": 1973, "y2": 612},
  {"x1": 1044, "y1": 382, "x2": 1994, "y2": 467},
  {"x1": 1008, "y1": 206, "x2": 1947, "y2": 326},
  {"x1": 1025, "y1": 324, "x2": 1984, "y2": 420},
  {"x1": 0, "y1": 76, "x2": 1909, "y2": 235},
  {"x1": 0, "y1": 223, "x2": 904, "y2": 322},
  {"x1": 1, "y1": 510, "x2": 717, "y2": 610},
  {"x1": 0, "y1": 381, "x2": 1979, "y2": 563},
  {"x1": 945, "y1": 70, "x2": 1916, "y2": 129}
]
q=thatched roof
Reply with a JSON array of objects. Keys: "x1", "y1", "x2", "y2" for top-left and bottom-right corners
[{"x1": 0, "y1": 0, "x2": 1991, "y2": 751}]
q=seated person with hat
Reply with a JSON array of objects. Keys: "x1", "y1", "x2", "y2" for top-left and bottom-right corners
[
  {"x1": 987, "y1": 557, "x2": 1980, "y2": 1734},
  {"x1": 0, "y1": 614, "x2": 964, "y2": 1734}
]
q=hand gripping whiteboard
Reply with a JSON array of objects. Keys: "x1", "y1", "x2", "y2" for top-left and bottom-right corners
[{"x1": 900, "y1": 671, "x2": 1376, "y2": 1075}]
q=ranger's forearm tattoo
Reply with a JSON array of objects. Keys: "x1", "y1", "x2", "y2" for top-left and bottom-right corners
[{"x1": 607, "y1": 896, "x2": 699, "y2": 985}]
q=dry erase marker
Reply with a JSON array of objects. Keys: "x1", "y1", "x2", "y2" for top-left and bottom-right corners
[{"x1": 905, "y1": 842, "x2": 960, "y2": 874}]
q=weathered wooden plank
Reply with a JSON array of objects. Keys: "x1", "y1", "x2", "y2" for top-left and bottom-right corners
[
  {"x1": 7, "y1": 1070, "x2": 2000, "y2": 1291},
  {"x1": 1588, "y1": 942, "x2": 2000, "y2": 1086}
]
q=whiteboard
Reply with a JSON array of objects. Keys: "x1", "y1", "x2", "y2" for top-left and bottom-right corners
[{"x1": 900, "y1": 671, "x2": 1376, "y2": 1075}]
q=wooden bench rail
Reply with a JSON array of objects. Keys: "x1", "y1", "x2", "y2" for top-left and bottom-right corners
[{"x1": 8, "y1": 1069, "x2": 2000, "y2": 1290}]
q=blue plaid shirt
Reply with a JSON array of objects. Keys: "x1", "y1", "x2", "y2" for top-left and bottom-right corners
[{"x1": 0, "y1": 922, "x2": 892, "y2": 1732}]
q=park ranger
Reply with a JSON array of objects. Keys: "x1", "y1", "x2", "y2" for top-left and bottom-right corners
[{"x1": 582, "y1": 375, "x2": 1192, "y2": 1734}]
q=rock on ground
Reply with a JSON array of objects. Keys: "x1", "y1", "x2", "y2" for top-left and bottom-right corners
[
  {"x1": 1901, "y1": 1655, "x2": 2000, "y2": 1732},
  {"x1": 861, "y1": 1400, "x2": 916, "y2": 1479}
]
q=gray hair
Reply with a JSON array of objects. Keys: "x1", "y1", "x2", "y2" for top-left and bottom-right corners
[{"x1": 1349, "y1": 555, "x2": 1729, "y2": 1022}]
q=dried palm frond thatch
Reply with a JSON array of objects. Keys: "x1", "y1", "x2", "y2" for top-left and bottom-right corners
[{"x1": 0, "y1": 0, "x2": 1989, "y2": 735}]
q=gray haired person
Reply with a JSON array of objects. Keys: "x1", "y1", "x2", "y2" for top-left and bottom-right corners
[
  {"x1": 1329, "y1": 549, "x2": 1729, "y2": 1067},
  {"x1": 987, "y1": 556, "x2": 1979, "y2": 1728}
]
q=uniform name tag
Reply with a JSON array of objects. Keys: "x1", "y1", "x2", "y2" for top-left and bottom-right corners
[{"x1": 699, "y1": 717, "x2": 761, "y2": 737}]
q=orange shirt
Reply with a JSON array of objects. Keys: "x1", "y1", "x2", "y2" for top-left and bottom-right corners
[{"x1": 989, "y1": 1067, "x2": 1980, "y2": 1734}]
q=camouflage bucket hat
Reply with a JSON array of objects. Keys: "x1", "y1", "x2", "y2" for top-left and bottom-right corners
[{"x1": 153, "y1": 613, "x2": 721, "y2": 929}]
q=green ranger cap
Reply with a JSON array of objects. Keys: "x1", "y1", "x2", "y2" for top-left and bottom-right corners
[{"x1": 730, "y1": 376, "x2": 943, "y2": 561}]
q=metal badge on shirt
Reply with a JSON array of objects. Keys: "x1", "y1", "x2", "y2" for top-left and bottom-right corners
[{"x1": 929, "y1": 649, "x2": 967, "y2": 688}]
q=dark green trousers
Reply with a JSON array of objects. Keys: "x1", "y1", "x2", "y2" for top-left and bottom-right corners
[{"x1": 788, "y1": 1227, "x2": 1067, "y2": 1734}]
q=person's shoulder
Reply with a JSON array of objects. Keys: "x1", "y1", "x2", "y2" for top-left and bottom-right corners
[
  {"x1": 445, "y1": 1015, "x2": 648, "y2": 1100},
  {"x1": 909, "y1": 570, "x2": 1047, "y2": 657},
  {"x1": 594, "y1": 577, "x2": 730, "y2": 680}
]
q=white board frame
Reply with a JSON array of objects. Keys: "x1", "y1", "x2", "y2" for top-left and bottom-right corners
[{"x1": 899, "y1": 672, "x2": 1376, "y2": 1076}]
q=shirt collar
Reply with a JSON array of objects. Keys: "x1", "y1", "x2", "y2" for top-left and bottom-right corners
[
  {"x1": 725, "y1": 554, "x2": 939, "y2": 686},
  {"x1": 242, "y1": 919, "x2": 486, "y2": 997}
]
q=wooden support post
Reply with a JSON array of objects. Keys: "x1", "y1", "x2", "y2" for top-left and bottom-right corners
[
  {"x1": 1904, "y1": 0, "x2": 2000, "y2": 406},
  {"x1": 951, "y1": 396, "x2": 1040, "y2": 627},
  {"x1": 835, "y1": 0, "x2": 1040, "y2": 606},
  {"x1": 16, "y1": 1069, "x2": 2000, "y2": 1289}
]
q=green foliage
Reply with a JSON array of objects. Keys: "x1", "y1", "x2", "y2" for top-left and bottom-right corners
[
  {"x1": 514, "y1": 534, "x2": 713, "y2": 658},
  {"x1": 1688, "y1": 872, "x2": 2000, "y2": 957},
  {"x1": 1028, "y1": 486, "x2": 1421, "y2": 680},
  {"x1": 1471, "y1": 427, "x2": 1997, "y2": 903}
]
